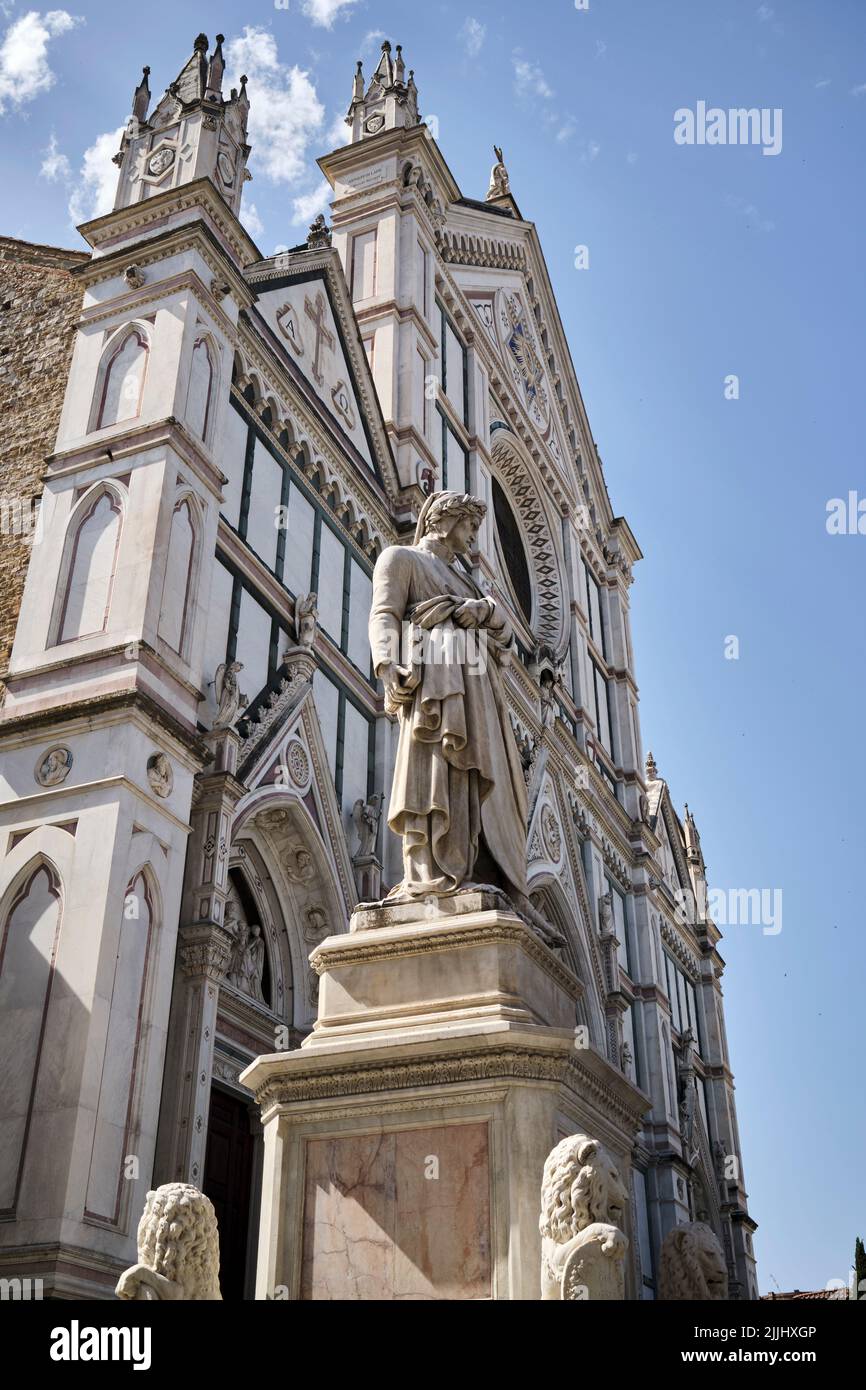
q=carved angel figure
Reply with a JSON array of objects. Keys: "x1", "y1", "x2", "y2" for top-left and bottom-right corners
[
  {"x1": 115, "y1": 1184, "x2": 222, "y2": 1301},
  {"x1": 539, "y1": 1134, "x2": 630, "y2": 1301},
  {"x1": 352, "y1": 793, "x2": 383, "y2": 859},
  {"x1": 213, "y1": 660, "x2": 247, "y2": 728}
]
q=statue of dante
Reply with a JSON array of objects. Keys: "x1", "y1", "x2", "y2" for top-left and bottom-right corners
[{"x1": 370, "y1": 491, "x2": 552, "y2": 936}]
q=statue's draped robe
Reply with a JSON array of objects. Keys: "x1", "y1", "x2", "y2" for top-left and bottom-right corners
[{"x1": 369, "y1": 541, "x2": 528, "y2": 899}]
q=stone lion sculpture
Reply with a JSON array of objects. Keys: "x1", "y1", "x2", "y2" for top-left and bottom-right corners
[
  {"x1": 659, "y1": 1221, "x2": 729, "y2": 1300},
  {"x1": 539, "y1": 1134, "x2": 629, "y2": 1300},
  {"x1": 115, "y1": 1183, "x2": 222, "y2": 1301}
]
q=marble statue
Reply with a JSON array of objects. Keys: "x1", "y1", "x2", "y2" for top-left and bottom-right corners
[
  {"x1": 225, "y1": 900, "x2": 266, "y2": 1004},
  {"x1": 352, "y1": 792, "x2": 383, "y2": 858},
  {"x1": 240, "y1": 923, "x2": 266, "y2": 1003},
  {"x1": 487, "y1": 144, "x2": 510, "y2": 201},
  {"x1": 295, "y1": 592, "x2": 318, "y2": 648},
  {"x1": 213, "y1": 660, "x2": 247, "y2": 728},
  {"x1": 369, "y1": 491, "x2": 554, "y2": 938},
  {"x1": 115, "y1": 1184, "x2": 222, "y2": 1301},
  {"x1": 598, "y1": 890, "x2": 614, "y2": 934},
  {"x1": 659, "y1": 1221, "x2": 729, "y2": 1300},
  {"x1": 539, "y1": 1134, "x2": 629, "y2": 1300}
]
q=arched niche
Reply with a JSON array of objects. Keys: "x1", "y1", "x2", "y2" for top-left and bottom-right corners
[
  {"x1": 158, "y1": 492, "x2": 201, "y2": 658},
  {"x1": 528, "y1": 873, "x2": 607, "y2": 1052},
  {"x1": 53, "y1": 483, "x2": 124, "y2": 644},
  {"x1": 84, "y1": 866, "x2": 159, "y2": 1227},
  {"x1": 0, "y1": 857, "x2": 63, "y2": 1214},
  {"x1": 231, "y1": 789, "x2": 348, "y2": 1034},
  {"x1": 93, "y1": 324, "x2": 150, "y2": 430},
  {"x1": 186, "y1": 334, "x2": 218, "y2": 443}
]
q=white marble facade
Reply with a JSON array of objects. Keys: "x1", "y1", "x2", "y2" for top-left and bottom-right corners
[{"x1": 0, "y1": 34, "x2": 757, "y2": 1299}]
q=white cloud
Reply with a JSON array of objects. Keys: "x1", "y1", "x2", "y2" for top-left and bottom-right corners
[
  {"x1": 39, "y1": 130, "x2": 70, "y2": 180},
  {"x1": 725, "y1": 193, "x2": 774, "y2": 233},
  {"x1": 302, "y1": 0, "x2": 358, "y2": 28},
  {"x1": 225, "y1": 27, "x2": 324, "y2": 185},
  {"x1": 326, "y1": 106, "x2": 350, "y2": 147},
  {"x1": 0, "y1": 8, "x2": 82, "y2": 114},
  {"x1": 292, "y1": 178, "x2": 330, "y2": 225},
  {"x1": 68, "y1": 126, "x2": 122, "y2": 224},
  {"x1": 585, "y1": 140, "x2": 600, "y2": 162},
  {"x1": 555, "y1": 118, "x2": 577, "y2": 143},
  {"x1": 460, "y1": 18, "x2": 486, "y2": 57},
  {"x1": 756, "y1": 4, "x2": 774, "y2": 20},
  {"x1": 513, "y1": 55, "x2": 554, "y2": 101},
  {"x1": 361, "y1": 29, "x2": 386, "y2": 55},
  {"x1": 851, "y1": 82, "x2": 866, "y2": 97},
  {"x1": 627, "y1": 150, "x2": 639, "y2": 164},
  {"x1": 241, "y1": 201, "x2": 264, "y2": 240},
  {"x1": 814, "y1": 78, "x2": 831, "y2": 89},
  {"x1": 595, "y1": 39, "x2": 607, "y2": 59}
]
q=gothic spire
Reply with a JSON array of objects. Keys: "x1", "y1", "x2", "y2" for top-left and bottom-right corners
[
  {"x1": 205, "y1": 33, "x2": 225, "y2": 102},
  {"x1": 645, "y1": 749, "x2": 658, "y2": 781},
  {"x1": 345, "y1": 39, "x2": 420, "y2": 143},
  {"x1": 132, "y1": 66, "x2": 151, "y2": 124}
]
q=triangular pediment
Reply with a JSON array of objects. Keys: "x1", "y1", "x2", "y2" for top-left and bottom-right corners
[{"x1": 246, "y1": 249, "x2": 398, "y2": 499}]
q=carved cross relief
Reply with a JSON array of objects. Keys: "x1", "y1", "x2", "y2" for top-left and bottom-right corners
[{"x1": 304, "y1": 291, "x2": 336, "y2": 387}]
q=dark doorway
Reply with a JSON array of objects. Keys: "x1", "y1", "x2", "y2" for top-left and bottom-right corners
[{"x1": 203, "y1": 1087, "x2": 255, "y2": 1299}]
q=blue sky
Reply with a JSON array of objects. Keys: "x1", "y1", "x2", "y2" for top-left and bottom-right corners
[{"x1": 2, "y1": 0, "x2": 864, "y2": 1296}]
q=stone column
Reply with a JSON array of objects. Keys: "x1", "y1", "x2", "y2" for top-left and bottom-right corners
[{"x1": 154, "y1": 730, "x2": 245, "y2": 1186}]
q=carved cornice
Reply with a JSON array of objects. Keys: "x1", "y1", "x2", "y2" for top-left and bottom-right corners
[
  {"x1": 248, "y1": 1041, "x2": 648, "y2": 1135},
  {"x1": 311, "y1": 917, "x2": 581, "y2": 997}
]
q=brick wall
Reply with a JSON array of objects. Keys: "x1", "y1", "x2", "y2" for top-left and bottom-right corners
[{"x1": 0, "y1": 236, "x2": 89, "y2": 692}]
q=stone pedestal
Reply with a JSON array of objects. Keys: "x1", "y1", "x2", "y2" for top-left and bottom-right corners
[{"x1": 241, "y1": 895, "x2": 649, "y2": 1301}]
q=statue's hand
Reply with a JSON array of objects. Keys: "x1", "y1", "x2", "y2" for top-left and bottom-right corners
[
  {"x1": 453, "y1": 599, "x2": 491, "y2": 629},
  {"x1": 378, "y1": 662, "x2": 416, "y2": 707}
]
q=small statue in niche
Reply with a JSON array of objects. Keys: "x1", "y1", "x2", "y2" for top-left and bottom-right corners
[
  {"x1": 598, "y1": 890, "x2": 614, "y2": 935},
  {"x1": 295, "y1": 592, "x2": 318, "y2": 649},
  {"x1": 213, "y1": 660, "x2": 247, "y2": 729},
  {"x1": 352, "y1": 793, "x2": 383, "y2": 859},
  {"x1": 620, "y1": 1040, "x2": 633, "y2": 1077},
  {"x1": 240, "y1": 922, "x2": 266, "y2": 1004},
  {"x1": 115, "y1": 1184, "x2": 222, "y2": 1301}
]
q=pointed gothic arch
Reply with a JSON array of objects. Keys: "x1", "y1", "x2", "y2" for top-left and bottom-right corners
[
  {"x1": 186, "y1": 333, "x2": 218, "y2": 443},
  {"x1": 158, "y1": 490, "x2": 202, "y2": 658},
  {"x1": 0, "y1": 855, "x2": 63, "y2": 1215},
  {"x1": 527, "y1": 872, "x2": 607, "y2": 1051},
  {"x1": 92, "y1": 322, "x2": 150, "y2": 430},
  {"x1": 51, "y1": 480, "x2": 125, "y2": 644}
]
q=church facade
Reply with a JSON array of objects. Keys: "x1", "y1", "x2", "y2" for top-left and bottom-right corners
[{"x1": 0, "y1": 34, "x2": 758, "y2": 1300}]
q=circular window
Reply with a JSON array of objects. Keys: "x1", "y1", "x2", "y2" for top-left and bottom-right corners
[{"x1": 491, "y1": 477, "x2": 532, "y2": 623}]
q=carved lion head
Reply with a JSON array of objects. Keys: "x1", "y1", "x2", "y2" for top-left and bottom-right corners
[
  {"x1": 136, "y1": 1183, "x2": 222, "y2": 1301},
  {"x1": 659, "y1": 1221, "x2": 729, "y2": 1301},
  {"x1": 539, "y1": 1134, "x2": 629, "y2": 1245}
]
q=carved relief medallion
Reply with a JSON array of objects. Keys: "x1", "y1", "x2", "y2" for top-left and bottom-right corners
[
  {"x1": 147, "y1": 146, "x2": 175, "y2": 178},
  {"x1": 147, "y1": 752, "x2": 174, "y2": 798},
  {"x1": 35, "y1": 745, "x2": 73, "y2": 787}
]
